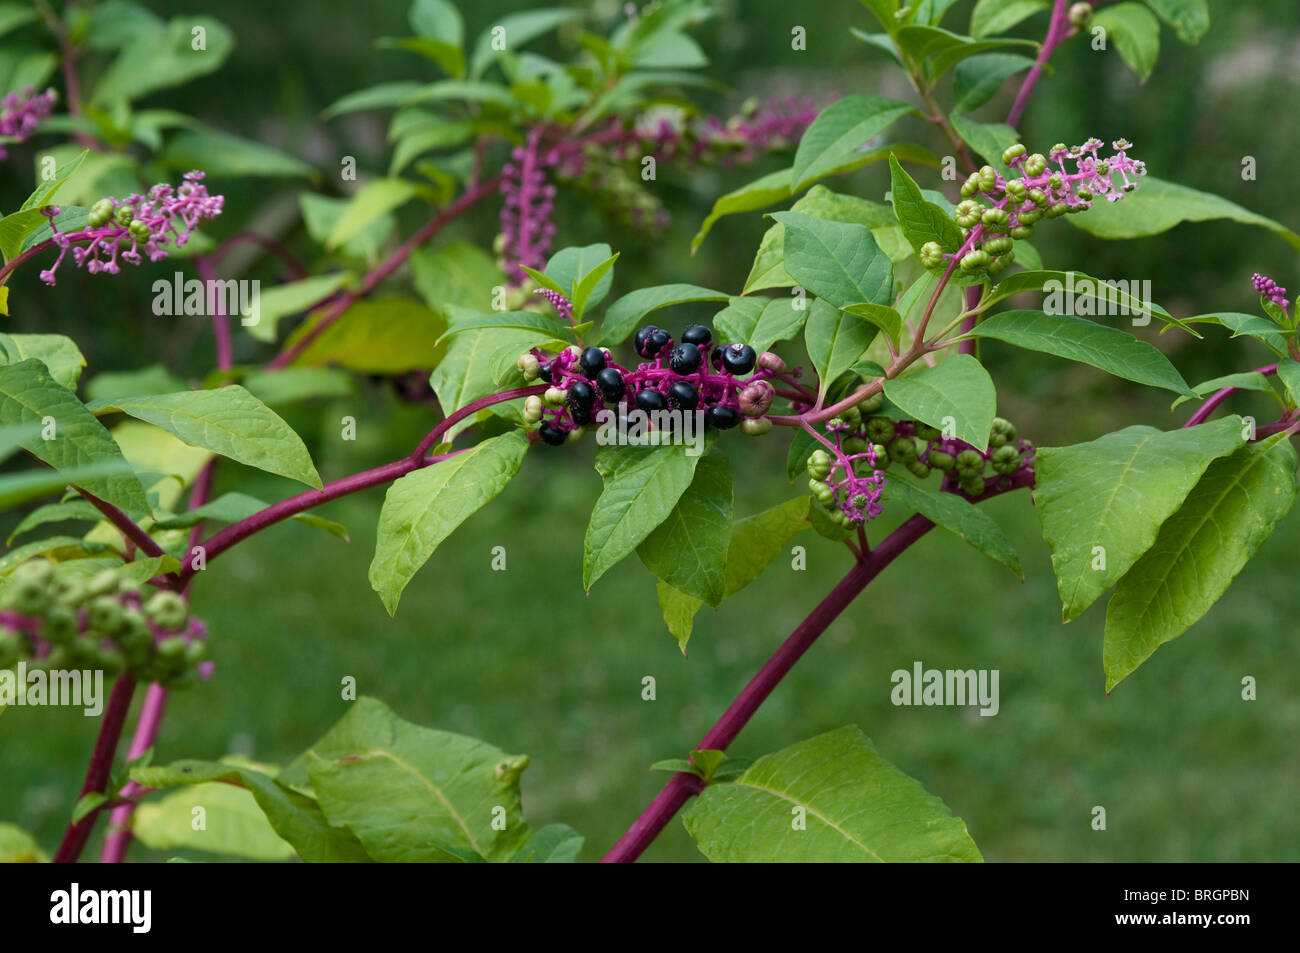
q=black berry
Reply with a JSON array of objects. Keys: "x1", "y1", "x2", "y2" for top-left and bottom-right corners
[
  {"x1": 539, "y1": 423, "x2": 566, "y2": 446},
  {"x1": 635, "y1": 388, "x2": 668, "y2": 413},
  {"x1": 596, "y1": 367, "x2": 625, "y2": 403},
  {"x1": 580, "y1": 346, "x2": 606, "y2": 379},
  {"x1": 566, "y1": 381, "x2": 596, "y2": 424},
  {"x1": 710, "y1": 345, "x2": 724, "y2": 370},
  {"x1": 721, "y1": 343, "x2": 757, "y2": 375},
  {"x1": 667, "y1": 381, "x2": 699, "y2": 411},
  {"x1": 538, "y1": 362, "x2": 552, "y2": 383},
  {"x1": 648, "y1": 329, "x2": 671, "y2": 355},
  {"x1": 634, "y1": 325, "x2": 658, "y2": 357},
  {"x1": 682, "y1": 325, "x2": 712, "y2": 347},
  {"x1": 705, "y1": 405, "x2": 740, "y2": 429},
  {"x1": 669, "y1": 342, "x2": 703, "y2": 375}
]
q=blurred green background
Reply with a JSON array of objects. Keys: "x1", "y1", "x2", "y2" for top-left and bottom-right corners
[{"x1": 2, "y1": 0, "x2": 1299, "y2": 862}]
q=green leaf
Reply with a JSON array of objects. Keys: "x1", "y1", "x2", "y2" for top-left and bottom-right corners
[
  {"x1": 791, "y1": 95, "x2": 916, "y2": 192},
  {"x1": 0, "y1": 334, "x2": 85, "y2": 391},
  {"x1": 1144, "y1": 0, "x2": 1209, "y2": 44},
  {"x1": 895, "y1": 23, "x2": 1038, "y2": 78},
  {"x1": 87, "y1": 386, "x2": 323, "y2": 489},
  {"x1": 584, "y1": 443, "x2": 703, "y2": 590},
  {"x1": 0, "y1": 152, "x2": 87, "y2": 262},
  {"x1": 285, "y1": 298, "x2": 447, "y2": 374},
  {"x1": 1035, "y1": 419, "x2": 1248, "y2": 622},
  {"x1": 286, "y1": 696, "x2": 531, "y2": 862},
  {"x1": 721, "y1": 496, "x2": 811, "y2": 598},
  {"x1": 859, "y1": 0, "x2": 903, "y2": 36},
  {"x1": 682, "y1": 725, "x2": 982, "y2": 862},
  {"x1": 1172, "y1": 371, "x2": 1278, "y2": 410},
  {"x1": 327, "y1": 179, "x2": 418, "y2": 251},
  {"x1": 236, "y1": 367, "x2": 355, "y2": 407},
  {"x1": 841, "y1": 301, "x2": 903, "y2": 343},
  {"x1": 246, "y1": 273, "x2": 354, "y2": 343},
  {"x1": 469, "y1": 9, "x2": 585, "y2": 78},
  {"x1": 370, "y1": 431, "x2": 527, "y2": 615},
  {"x1": 970, "y1": 0, "x2": 1049, "y2": 38},
  {"x1": 158, "y1": 128, "x2": 314, "y2": 179},
  {"x1": 132, "y1": 759, "x2": 371, "y2": 862},
  {"x1": 300, "y1": 193, "x2": 396, "y2": 264},
  {"x1": 389, "y1": 120, "x2": 475, "y2": 174},
  {"x1": 0, "y1": 461, "x2": 134, "y2": 511},
  {"x1": 637, "y1": 449, "x2": 732, "y2": 606},
  {"x1": 437, "y1": 311, "x2": 570, "y2": 344},
  {"x1": 888, "y1": 155, "x2": 966, "y2": 264},
  {"x1": 510, "y1": 823, "x2": 584, "y2": 863},
  {"x1": 1070, "y1": 176, "x2": 1300, "y2": 252},
  {"x1": 8, "y1": 500, "x2": 101, "y2": 544},
  {"x1": 712, "y1": 296, "x2": 808, "y2": 354},
  {"x1": 952, "y1": 52, "x2": 1036, "y2": 113},
  {"x1": 599, "y1": 284, "x2": 730, "y2": 346},
  {"x1": 0, "y1": 361, "x2": 147, "y2": 515},
  {"x1": 656, "y1": 581, "x2": 701, "y2": 653},
  {"x1": 430, "y1": 328, "x2": 562, "y2": 438},
  {"x1": 884, "y1": 354, "x2": 996, "y2": 451},
  {"x1": 0, "y1": 823, "x2": 47, "y2": 862},
  {"x1": 322, "y1": 81, "x2": 426, "y2": 119},
  {"x1": 770, "y1": 212, "x2": 893, "y2": 312},
  {"x1": 545, "y1": 243, "x2": 615, "y2": 311},
  {"x1": 805, "y1": 298, "x2": 879, "y2": 394},
  {"x1": 1093, "y1": 2, "x2": 1160, "y2": 81},
  {"x1": 882, "y1": 479, "x2": 1021, "y2": 576},
  {"x1": 92, "y1": 17, "x2": 233, "y2": 104},
  {"x1": 410, "y1": 240, "x2": 502, "y2": 313},
  {"x1": 1182, "y1": 312, "x2": 1286, "y2": 356},
  {"x1": 1104, "y1": 437, "x2": 1298, "y2": 691},
  {"x1": 962, "y1": 310, "x2": 1194, "y2": 396},
  {"x1": 978, "y1": 270, "x2": 1186, "y2": 333},
  {"x1": 0, "y1": 3, "x2": 39, "y2": 40},
  {"x1": 1274, "y1": 360, "x2": 1300, "y2": 406},
  {"x1": 85, "y1": 364, "x2": 187, "y2": 403}
]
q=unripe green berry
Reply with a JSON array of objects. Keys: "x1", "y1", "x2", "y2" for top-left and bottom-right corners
[
  {"x1": 984, "y1": 237, "x2": 1013, "y2": 256},
  {"x1": 960, "y1": 250, "x2": 990, "y2": 273},
  {"x1": 907, "y1": 460, "x2": 931, "y2": 479},
  {"x1": 145, "y1": 591, "x2": 188, "y2": 631},
  {"x1": 864, "y1": 417, "x2": 895, "y2": 444},
  {"x1": 522, "y1": 395, "x2": 544, "y2": 424},
  {"x1": 843, "y1": 437, "x2": 869, "y2": 455},
  {"x1": 928, "y1": 450, "x2": 955, "y2": 471},
  {"x1": 1024, "y1": 154, "x2": 1047, "y2": 177},
  {"x1": 42, "y1": 606, "x2": 78, "y2": 646},
  {"x1": 114, "y1": 206, "x2": 134, "y2": 227},
  {"x1": 184, "y1": 640, "x2": 208, "y2": 665},
  {"x1": 991, "y1": 444, "x2": 1022, "y2": 475},
  {"x1": 10, "y1": 579, "x2": 49, "y2": 615},
  {"x1": 955, "y1": 449, "x2": 984, "y2": 475},
  {"x1": 919, "y1": 241, "x2": 945, "y2": 268},
  {"x1": 1001, "y1": 143, "x2": 1027, "y2": 165},
  {"x1": 1069, "y1": 2, "x2": 1093, "y2": 26},
  {"x1": 88, "y1": 595, "x2": 125, "y2": 635},
  {"x1": 1028, "y1": 188, "x2": 1048, "y2": 208},
  {"x1": 954, "y1": 200, "x2": 982, "y2": 229},
  {"x1": 857, "y1": 390, "x2": 883, "y2": 413},
  {"x1": 1005, "y1": 180, "x2": 1027, "y2": 201},
  {"x1": 517, "y1": 353, "x2": 541, "y2": 380},
  {"x1": 961, "y1": 475, "x2": 987, "y2": 496},
  {"x1": 888, "y1": 437, "x2": 917, "y2": 463},
  {"x1": 979, "y1": 165, "x2": 997, "y2": 191},
  {"x1": 871, "y1": 444, "x2": 890, "y2": 467},
  {"x1": 1017, "y1": 208, "x2": 1042, "y2": 225},
  {"x1": 543, "y1": 387, "x2": 566, "y2": 407},
  {"x1": 741, "y1": 418, "x2": 772, "y2": 436},
  {"x1": 988, "y1": 252, "x2": 1012, "y2": 274},
  {"x1": 1044, "y1": 202, "x2": 1069, "y2": 219},
  {"x1": 97, "y1": 649, "x2": 125, "y2": 676}
]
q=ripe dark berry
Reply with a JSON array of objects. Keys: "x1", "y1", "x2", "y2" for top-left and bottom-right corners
[
  {"x1": 682, "y1": 325, "x2": 712, "y2": 347},
  {"x1": 538, "y1": 361, "x2": 553, "y2": 383},
  {"x1": 596, "y1": 367, "x2": 625, "y2": 403},
  {"x1": 636, "y1": 388, "x2": 668, "y2": 413},
  {"x1": 580, "y1": 346, "x2": 606, "y2": 379},
  {"x1": 710, "y1": 345, "x2": 724, "y2": 370},
  {"x1": 669, "y1": 342, "x2": 703, "y2": 375},
  {"x1": 667, "y1": 381, "x2": 699, "y2": 411},
  {"x1": 705, "y1": 405, "x2": 740, "y2": 429},
  {"x1": 539, "y1": 423, "x2": 567, "y2": 446},
  {"x1": 634, "y1": 325, "x2": 658, "y2": 357},
  {"x1": 648, "y1": 328, "x2": 672, "y2": 355},
  {"x1": 721, "y1": 343, "x2": 757, "y2": 375},
  {"x1": 566, "y1": 381, "x2": 596, "y2": 425}
]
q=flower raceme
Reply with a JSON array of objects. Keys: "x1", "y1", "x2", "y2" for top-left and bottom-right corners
[
  {"x1": 516, "y1": 292, "x2": 780, "y2": 446},
  {"x1": 37, "y1": 171, "x2": 225, "y2": 285},
  {"x1": 919, "y1": 138, "x2": 1147, "y2": 277},
  {"x1": 1252, "y1": 273, "x2": 1290, "y2": 313},
  {"x1": 0, "y1": 86, "x2": 57, "y2": 159}
]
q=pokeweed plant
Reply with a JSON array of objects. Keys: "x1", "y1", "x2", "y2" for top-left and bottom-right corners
[{"x1": 0, "y1": 0, "x2": 1295, "y2": 864}]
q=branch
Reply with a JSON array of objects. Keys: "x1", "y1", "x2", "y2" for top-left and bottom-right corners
[
  {"x1": 1184, "y1": 363, "x2": 1279, "y2": 428},
  {"x1": 74, "y1": 488, "x2": 166, "y2": 560},
  {"x1": 194, "y1": 255, "x2": 233, "y2": 372},
  {"x1": 53, "y1": 675, "x2": 137, "y2": 863},
  {"x1": 266, "y1": 174, "x2": 504, "y2": 370},
  {"x1": 99, "y1": 682, "x2": 167, "y2": 863},
  {"x1": 1007, "y1": 0, "x2": 1073, "y2": 129},
  {"x1": 602, "y1": 470, "x2": 1035, "y2": 862}
]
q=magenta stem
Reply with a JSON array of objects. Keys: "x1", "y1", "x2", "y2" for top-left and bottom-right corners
[
  {"x1": 1183, "y1": 363, "x2": 1279, "y2": 428},
  {"x1": 194, "y1": 255, "x2": 233, "y2": 372},
  {"x1": 52, "y1": 675, "x2": 137, "y2": 863},
  {"x1": 99, "y1": 682, "x2": 167, "y2": 863},
  {"x1": 1007, "y1": 0, "x2": 1071, "y2": 129}
]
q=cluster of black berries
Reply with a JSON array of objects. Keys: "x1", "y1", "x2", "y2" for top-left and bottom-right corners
[
  {"x1": 518, "y1": 323, "x2": 786, "y2": 446},
  {"x1": 0, "y1": 561, "x2": 209, "y2": 689}
]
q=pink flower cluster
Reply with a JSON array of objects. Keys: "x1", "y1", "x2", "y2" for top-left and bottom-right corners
[
  {"x1": 1252, "y1": 273, "x2": 1289, "y2": 311},
  {"x1": 38, "y1": 172, "x2": 225, "y2": 285},
  {"x1": 0, "y1": 86, "x2": 56, "y2": 158},
  {"x1": 617, "y1": 96, "x2": 820, "y2": 167},
  {"x1": 500, "y1": 132, "x2": 557, "y2": 286}
]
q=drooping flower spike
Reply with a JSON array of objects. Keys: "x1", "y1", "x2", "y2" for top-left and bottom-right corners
[
  {"x1": 0, "y1": 86, "x2": 57, "y2": 159},
  {"x1": 37, "y1": 171, "x2": 225, "y2": 285}
]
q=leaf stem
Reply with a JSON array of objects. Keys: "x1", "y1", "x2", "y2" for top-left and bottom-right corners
[{"x1": 1007, "y1": 0, "x2": 1073, "y2": 129}]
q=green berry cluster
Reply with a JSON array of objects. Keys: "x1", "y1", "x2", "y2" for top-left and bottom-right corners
[{"x1": 0, "y1": 561, "x2": 207, "y2": 689}]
